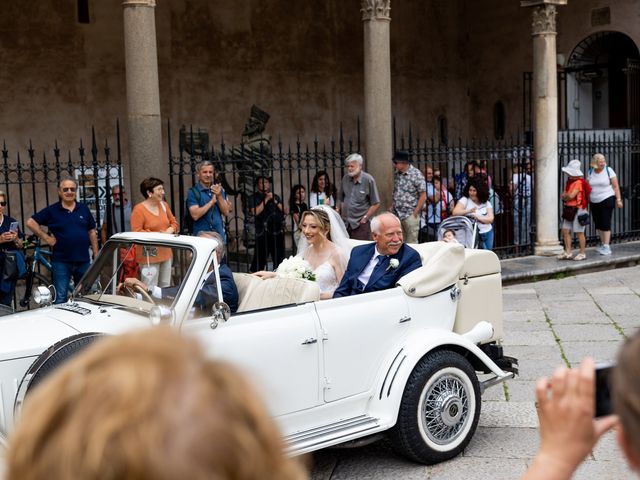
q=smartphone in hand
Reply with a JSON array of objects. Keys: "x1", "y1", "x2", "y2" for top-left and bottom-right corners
[
  {"x1": 9, "y1": 222, "x2": 18, "y2": 233},
  {"x1": 595, "y1": 362, "x2": 614, "y2": 418}
]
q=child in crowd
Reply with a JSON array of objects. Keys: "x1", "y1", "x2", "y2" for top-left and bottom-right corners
[{"x1": 442, "y1": 229, "x2": 459, "y2": 243}]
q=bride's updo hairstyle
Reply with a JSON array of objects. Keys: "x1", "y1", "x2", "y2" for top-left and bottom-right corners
[{"x1": 300, "y1": 208, "x2": 332, "y2": 240}]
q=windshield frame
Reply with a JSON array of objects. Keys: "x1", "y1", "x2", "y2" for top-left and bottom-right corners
[{"x1": 74, "y1": 238, "x2": 199, "y2": 315}]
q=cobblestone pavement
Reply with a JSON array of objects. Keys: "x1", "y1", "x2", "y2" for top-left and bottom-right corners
[{"x1": 311, "y1": 266, "x2": 640, "y2": 479}]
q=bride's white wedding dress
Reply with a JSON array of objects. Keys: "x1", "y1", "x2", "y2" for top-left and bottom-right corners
[
  {"x1": 299, "y1": 245, "x2": 345, "y2": 296},
  {"x1": 296, "y1": 205, "x2": 352, "y2": 298}
]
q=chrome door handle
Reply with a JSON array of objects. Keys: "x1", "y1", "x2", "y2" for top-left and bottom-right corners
[
  {"x1": 399, "y1": 315, "x2": 411, "y2": 323},
  {"x1": 301, "y1": 338, "x2": 318, "y2": 345}
]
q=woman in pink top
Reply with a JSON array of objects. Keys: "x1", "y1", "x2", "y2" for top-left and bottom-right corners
[{"x1": 131, "y1": 177, "x2": 179, "y2": 288}]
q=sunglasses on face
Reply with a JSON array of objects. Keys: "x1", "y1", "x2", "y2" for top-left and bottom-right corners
[
  {"x1": 0, "y1": 202, "x2": 6, "y2": 207},
  {"x1": 62, "y1": 187, "x2": 76, "y2": 193}
]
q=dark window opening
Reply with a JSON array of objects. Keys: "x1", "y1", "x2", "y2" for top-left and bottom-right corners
[
  {"x1": 493, "y1": 101, "x2": 506, "y2": 140},
  {"x1": 437, "y1": 115, "x2": 448, "y2": 145},
  {"x1": 78, "y1": 0, "x2": 90, "y2": 24}
]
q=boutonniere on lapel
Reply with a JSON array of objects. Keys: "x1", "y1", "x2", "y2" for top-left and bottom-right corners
[{"x1": 386, "y1": 258, "x2": 399, "y2": 272}]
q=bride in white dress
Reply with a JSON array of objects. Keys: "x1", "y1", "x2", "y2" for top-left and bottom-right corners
[{"x1": 254, "y1": 205, "x2": 351, "y2": 299}]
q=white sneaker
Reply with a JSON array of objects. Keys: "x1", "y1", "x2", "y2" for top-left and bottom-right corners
[
  {"x1": 601, "y1": 245, "x2": 612, "y2": 255},
  {"x1": 596, "y1": 245, "x2": 606, "y2": 255}
]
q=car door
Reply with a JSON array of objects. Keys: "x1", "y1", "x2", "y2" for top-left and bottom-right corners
[
  {"x1": 181, "y1": 303, "x2": 322, "y2": 417},
  {"x1": 314, "y1": 287, "x2": 412, "y2": 402}
]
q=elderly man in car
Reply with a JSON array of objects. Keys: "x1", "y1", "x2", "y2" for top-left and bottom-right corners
[{"x1": 122, "y1": 231, "x2": 238, "y2": 313}]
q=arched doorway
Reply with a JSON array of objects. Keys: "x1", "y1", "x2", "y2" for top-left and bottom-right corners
[{"x1": 565, "y1": 31, "x2": 639, "y2": 132}]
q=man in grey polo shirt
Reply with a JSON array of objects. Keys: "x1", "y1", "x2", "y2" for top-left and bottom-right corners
[{"x1": 339, "y1": 153, "x2": 381, "y2": 240}]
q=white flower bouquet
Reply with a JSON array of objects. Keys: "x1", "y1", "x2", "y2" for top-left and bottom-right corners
[{"x1": 276, "y1": 256, "x2": 316, "y2": 281}]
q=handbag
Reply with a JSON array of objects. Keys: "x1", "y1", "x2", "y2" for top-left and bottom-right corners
[
  {"x1": 577, "y1": 212, "x2": 590, "y2": 226},
  {"x1": 562, "y1": 205, "x2": 578, "y2": 221},
  {"x1": 2, "y1": 250, "x2": 25, "y2": 282}
]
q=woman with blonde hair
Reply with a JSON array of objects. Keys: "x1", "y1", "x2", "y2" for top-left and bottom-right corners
[
  {"x1": 5, "y1": 327, "x2": 307, "y2": 480},
  {"x1": 254, "y1": 205, "x2": 350, "y2": 299},
  {"x1": 588, "y1": 153, "x2": 623, "y2": 255}
]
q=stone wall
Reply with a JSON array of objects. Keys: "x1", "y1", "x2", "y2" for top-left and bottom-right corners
[
  {"x1": 0, "y1": 0, "x2": 637, "y2": 160},
  {"x1": 0, "y1": 0, "x2": 470, "y2": 158}
]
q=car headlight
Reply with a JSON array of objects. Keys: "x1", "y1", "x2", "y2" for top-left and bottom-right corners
[
  {"x1": 149, "y1": 306, "x2": 173, "y2": 325},
  {"x1": 33, "y1": 286, "x2": 53, "y2": 306}
]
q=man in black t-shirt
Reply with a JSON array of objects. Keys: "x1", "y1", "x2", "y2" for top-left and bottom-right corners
[{"x1": 249, "y1": 176, "x2": 285, "y2": 272}]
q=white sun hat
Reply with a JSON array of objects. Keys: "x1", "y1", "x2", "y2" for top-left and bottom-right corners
[{"x1": 561, "y1": 159, "x2": 584, "y2": 177}]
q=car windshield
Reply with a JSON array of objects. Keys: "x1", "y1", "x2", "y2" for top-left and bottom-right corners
[{"x1": 74, "y1": 240, "x2": 195, "y2": 312}]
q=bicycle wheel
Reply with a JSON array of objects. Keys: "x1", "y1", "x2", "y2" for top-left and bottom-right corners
[{"x1": 19, "y1": 273, "x2": 53, "y2": 309}]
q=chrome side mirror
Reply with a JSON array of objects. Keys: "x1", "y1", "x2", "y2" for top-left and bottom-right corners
[
  {"x1": 33, "y1": 285, "x2": 54, "y2": 306},
  {"x1": 210, "y1": 301, "x2": 230, "y2": 329}
]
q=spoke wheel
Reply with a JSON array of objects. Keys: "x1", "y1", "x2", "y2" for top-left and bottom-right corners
[
  {"x1": 389, "y1": 350, "x2": 481, "y2": 465},
  {"x1": 419, "y1": 369, "x2": 472, "y2": 446}
]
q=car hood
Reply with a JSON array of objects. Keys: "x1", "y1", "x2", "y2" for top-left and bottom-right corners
[{"x1": 0, "y1": 301, "x2": 152, "y2": 362}]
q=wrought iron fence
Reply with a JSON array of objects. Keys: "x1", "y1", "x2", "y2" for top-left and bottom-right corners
[
  {"x1": 558, "y1": 130, "x2": 640, "y2": 244},
  {"x1": 393, "y1": 121, "x2": 535, "y2": 257},
  {"x1": 3, "y1": 120, "x2": 639, "y2": 284},
  {"x1": 167, "y1": 120, "x2": 361, "y2": 272},
  {"x1": 0, "y1": 123, "x2": 126, "y2": 241}
]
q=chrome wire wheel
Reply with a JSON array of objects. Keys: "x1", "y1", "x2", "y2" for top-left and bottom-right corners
[
  {"x1": 419, "y1": 370, "x2": 471, "y2": 445},
  {"x1": 390, "y1": 350, "x2": 481, "y2": 464}
]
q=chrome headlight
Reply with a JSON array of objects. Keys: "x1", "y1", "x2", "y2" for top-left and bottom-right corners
[
  {"x1": 33, "y1": 286, "x2": 53, "y2": 306},
  {"x1": 149, "y1": 305, "x2": 173, "y2": 325}
]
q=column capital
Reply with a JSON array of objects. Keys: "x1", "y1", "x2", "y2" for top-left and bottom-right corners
[
  {"x1": 122, "y1": 0, "x2": 156, "y2": 7},
  {"x1": 361, "y1": 0, "x2": 390, "y2": 21},
  {"x1": 531, "y1": 3, "x2": 558, "y2": 35}
]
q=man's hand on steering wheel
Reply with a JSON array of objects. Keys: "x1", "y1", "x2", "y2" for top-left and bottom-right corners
[{"x1": 118, "y1": 277, "x2": 157, "y2": 305}]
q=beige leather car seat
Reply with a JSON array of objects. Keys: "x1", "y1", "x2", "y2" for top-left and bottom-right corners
[{"x1": 232, "y1": 273, "x2": 320, "y2": 313}]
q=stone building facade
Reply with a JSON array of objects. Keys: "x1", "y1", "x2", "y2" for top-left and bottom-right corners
[{"x1": 1, "y1": 1, "x2": 637, "y2": 149}]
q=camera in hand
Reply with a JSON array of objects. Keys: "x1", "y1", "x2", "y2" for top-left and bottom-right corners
[{"x1": 595, "y1": 362, "x2": 614, "y2": 418}]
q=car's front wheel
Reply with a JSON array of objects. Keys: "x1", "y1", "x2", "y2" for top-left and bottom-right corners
[
  {"x1": 389, "y1": 349, "x2": 481, "y2": 464},
  {"x1": 14, "y1": 333, "x2": 104, "y2": 415}
]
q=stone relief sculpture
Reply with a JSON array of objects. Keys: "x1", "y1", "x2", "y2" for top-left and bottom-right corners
[{"x1": 214, "y1": 105, "x2": 273, "y2": 248}]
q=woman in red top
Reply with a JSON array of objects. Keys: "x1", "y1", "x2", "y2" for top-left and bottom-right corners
[
  {"x1": 558, "y1": 160, "x2": 589, "y2": 261},
  {"x1": 130, "y1": 177, "x2": 179, "y2": 288}
]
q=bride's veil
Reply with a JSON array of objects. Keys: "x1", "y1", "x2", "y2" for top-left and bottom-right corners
[{"x1": 296, "y1": 205, "x2": 352, "y2": 265}]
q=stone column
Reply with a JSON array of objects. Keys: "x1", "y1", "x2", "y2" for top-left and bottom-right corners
[
  {"x1": 122, "y1": 0, "x2": 163, "y2": 194},
  {"x1": 521, "y1": 0, "x2": 567, "y2": 255},
  {"x1": 361, "y1": 0, "x2": 393, "y2": 210}
]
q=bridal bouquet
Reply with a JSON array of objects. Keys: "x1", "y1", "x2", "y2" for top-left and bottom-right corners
[{"x1": 276, "y1": 256, "x2": 316, "y2": 281}]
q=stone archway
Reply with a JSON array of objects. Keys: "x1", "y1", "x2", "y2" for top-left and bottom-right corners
[{"x1": 565, "y1": 31, "x2": 640, "y2": 130}]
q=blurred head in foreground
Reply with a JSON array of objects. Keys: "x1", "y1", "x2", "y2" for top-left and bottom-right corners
[{"x1": 6, "y1": 327, "x2": 306, "y2": 480}]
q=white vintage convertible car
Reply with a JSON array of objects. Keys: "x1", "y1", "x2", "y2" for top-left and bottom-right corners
[{"x1": 0, "y1": 232, "x2": 517, "y2": 464}]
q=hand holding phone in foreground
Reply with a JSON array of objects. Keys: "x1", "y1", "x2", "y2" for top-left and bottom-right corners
[{"x1": 522, "y1": 358, "x2": 618, "y2": 480}]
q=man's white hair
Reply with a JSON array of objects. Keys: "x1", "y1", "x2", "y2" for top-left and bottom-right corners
[
  {"x1": 198, "y1": 231, "x2": 225, "y2": 259},
  {"x1": 370, "y1": 212, "x2": 401, "y2": 234},
  {"x1": 345, "y1": 153, "x2": 363, "y2": 166}
]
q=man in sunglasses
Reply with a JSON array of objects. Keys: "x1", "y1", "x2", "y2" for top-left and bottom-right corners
[{"x1": 27, "y1": 177, "x2": 99, "y2": 304}]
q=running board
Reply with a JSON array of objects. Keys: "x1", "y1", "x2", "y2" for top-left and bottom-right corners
[
  {"x1": 480, "y1": 371, "x2": 515, "y2": 394},
  {"x1": 285, "y1": 415, "x2": 380, "y2": 454}
]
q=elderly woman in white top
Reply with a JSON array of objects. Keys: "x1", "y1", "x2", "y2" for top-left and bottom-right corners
[{"x1": 588, "y1": 153, "x2": 623, "y2": 255}]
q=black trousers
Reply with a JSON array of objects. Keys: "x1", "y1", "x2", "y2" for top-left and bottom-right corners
[{"x1": 251, "y1": 232, "x2": 286, "y2": 272}]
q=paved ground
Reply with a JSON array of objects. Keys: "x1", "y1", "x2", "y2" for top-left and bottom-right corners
[{"x1": 310, "y1": 265, "x2": 640, "y2": 479}]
